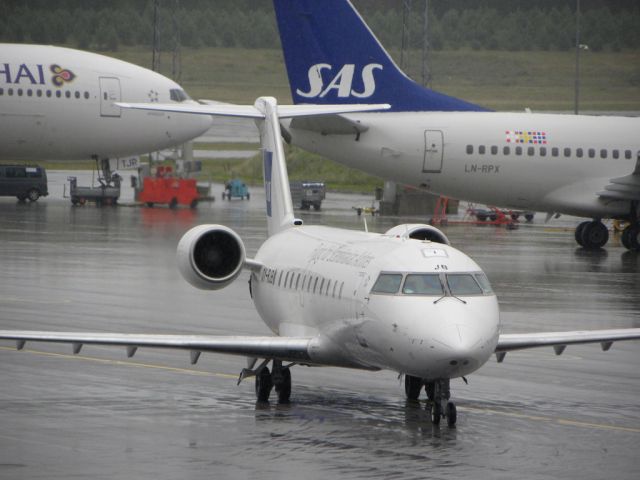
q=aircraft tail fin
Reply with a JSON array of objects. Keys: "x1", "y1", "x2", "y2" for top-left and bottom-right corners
[
  {"x1": 117, "y1": 98, "x2": 388, "y2": 237},
  {"x1": 273, "y1": 0, "x2": 488, "y2": 112}
]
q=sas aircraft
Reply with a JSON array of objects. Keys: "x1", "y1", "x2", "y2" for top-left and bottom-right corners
[
  {"x1": 0, "y1": 44, "x2": 211, "y2": 181},
  {"x1": 1, "y1": 96, "x2": 639, "y2": 427},
  {"x1": 272, "y1": 0, "x2": 640, "y2": 251}
]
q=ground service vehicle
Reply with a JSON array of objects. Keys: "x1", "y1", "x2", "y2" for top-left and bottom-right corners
[
  {"x1": 290, "y1": 180, "x2": 325, "y2": 210},
  {"x1": 0, "y1": 165, "x2": 48, "y2": 202}
]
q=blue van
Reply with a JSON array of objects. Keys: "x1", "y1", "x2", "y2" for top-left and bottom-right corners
[{"x1": 0, "y1": 165, "x2": 49, "y2": 202}]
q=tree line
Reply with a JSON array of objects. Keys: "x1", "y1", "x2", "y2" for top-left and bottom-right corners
[{"x1": 0, "y1": 0, "x2": 638, "y2": 52}]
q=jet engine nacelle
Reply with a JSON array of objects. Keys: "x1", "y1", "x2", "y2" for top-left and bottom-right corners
[
  {"x1": 384, "y1": 224, "x2": 451, "y2": 245},
  {"x1": 176, "y1": 224, "x2": 246, "y2": 290}
]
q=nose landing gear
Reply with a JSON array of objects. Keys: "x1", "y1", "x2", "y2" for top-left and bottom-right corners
[{"x1": 404, "y1": 375, "x2": 457, "y2": 427}]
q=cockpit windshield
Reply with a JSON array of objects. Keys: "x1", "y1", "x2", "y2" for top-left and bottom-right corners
[
  {"x1": 170, "y1": 88, "x2": 190, "y2": 102},
  {"x1": 370, "y1": 272, "x2": 493, "y2": 296}
]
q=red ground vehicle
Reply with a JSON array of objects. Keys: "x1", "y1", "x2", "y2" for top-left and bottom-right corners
[{"x1": 135, "y1": 166, "x2": 199, "y2": 209}]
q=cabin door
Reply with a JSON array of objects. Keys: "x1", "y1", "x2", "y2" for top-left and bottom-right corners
[
  {"x1": 422, "y1": 130, "x2": 444, "y2": 173},
  {"x1": 99, "y1": 77, "x2": 121, "y2": 117}
]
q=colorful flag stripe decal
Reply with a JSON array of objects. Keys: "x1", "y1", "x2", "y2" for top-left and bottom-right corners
[{"x1": 505, "y1": 130, "x2": 547, "y2": 144}]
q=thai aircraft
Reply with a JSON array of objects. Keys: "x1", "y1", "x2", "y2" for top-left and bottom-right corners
[
  {"x1": 2, "y1": 96, "x2": 639, "y2": 427},
  {"x1": 0, "y1": 44, "x2": 211, "y2": 181},
  {"x1": 271, "y1": 0, "x2": 640, "y2": 251}
]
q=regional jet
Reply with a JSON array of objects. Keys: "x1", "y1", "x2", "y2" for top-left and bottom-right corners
[
  {"x1": 0, "y1": 44, "x2": 211, "y2": 182},
  {"x1": 1, "y1": 96, "x2": 639, "y2": 427},
  {"x1": 271, "y1": 0, "x2": 640, "y2": 251}
]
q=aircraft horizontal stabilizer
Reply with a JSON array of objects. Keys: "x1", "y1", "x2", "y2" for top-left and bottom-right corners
[
  {"x1": 116, "y1": 101, "x2": 390, "y2": 119},
  {"x1": 495, "y1": 328, "x2": 640, "y2": 362}
]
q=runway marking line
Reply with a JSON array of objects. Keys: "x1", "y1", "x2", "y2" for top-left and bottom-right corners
[
  {"x1": 3, "y1": 346, "x2": 639, "y2": 434},
  {"x1": 460, "y1": 405, "x2": 640, "y2": 434},
  {"x1": 0, "y1": 345, "x2": 237, "y2": 380}
]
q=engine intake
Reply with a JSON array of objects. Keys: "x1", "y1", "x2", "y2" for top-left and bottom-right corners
[
  {"x1": 177, "y1": 225, "x2": 246, "y2": 290},
  {"x1": 384, "y1": 224, "x2": 451, "y2": 245}
]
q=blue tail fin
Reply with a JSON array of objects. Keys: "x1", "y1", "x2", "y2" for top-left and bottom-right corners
[{"x1": 273, "y1": 0, "x2": 488, "y2": 112}]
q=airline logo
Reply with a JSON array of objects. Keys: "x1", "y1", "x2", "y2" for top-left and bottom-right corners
[
  {"x1": 296, "y1": 63, "x2": 383, "y2": 99},
  {"x1": 0, "y1": 63, "x2": 76, "y2": 87},
  {"x1": 263, "y1": 150, "x2": 273, "y2": 217},
  {"x1": 505, "y1": 130, "x2": 548, "y2": 144},
  {"x1": 50, "y1": 64, "x2": 76, "y2": 86}
]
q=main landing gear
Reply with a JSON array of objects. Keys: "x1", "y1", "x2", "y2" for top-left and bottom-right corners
[
  {"x1": 621, "y1": 222, "x2": 640, "y2": 251},
  {"x1": 253, "y1": 360, "x2": 292, "y2": 403},
  {"x1": 405, "y1": 375, "x2": 457, "y2": 427},
  {"x1": 575, "y1": 220, "x2": 609, "y2": 249}
]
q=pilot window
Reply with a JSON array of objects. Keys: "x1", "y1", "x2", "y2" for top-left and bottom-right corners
[
  {"x1": 447, "y1": 274, "x2": 483, "y2": 295},
  {"x1": 402, "y1": 274, "x2": 444, "y2": 295},
  {"x1": 170, "y1": 89, "x2": 190, "y2": 102},
  {"x1": 473, "y1": 273, "x2": 493, "y2": 294},
  {"x1": 371, "y1": 273, "x2": 403, "y2": 294}
]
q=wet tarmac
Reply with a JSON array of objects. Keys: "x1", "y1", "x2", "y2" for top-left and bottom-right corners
[{"x1": 1, "y1": 187, "x2": 639, "y2": 480}]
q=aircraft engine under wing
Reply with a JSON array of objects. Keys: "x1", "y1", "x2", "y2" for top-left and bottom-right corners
[
  {"x1": 598, "y1": 157, "x2": 640, "y2": 201},
  {"x1": 289, "y1": 114, "x2": 370, "y2": 136},
  {"x1": 494, "y1": 328, "x2": 640, "y2": 362}
]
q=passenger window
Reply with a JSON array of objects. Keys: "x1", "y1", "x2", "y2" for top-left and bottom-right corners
[
  {"x1": 0, "y1": 87, "x2": 3, "y2": 95},
  {"x1": 551, "y1": 147, "x2": 559, "y2": 157},
  {"x1": 402, "y1": 274, "x2": 443, "y2": 295},
  {"x1": 319, "y1": 278, "x2": 325, "y2": 293},
  {"x1": 46, "y1": 90, "x2": 51, "y2": 97},
  {"x1": 8, "y1": 88, "x2": 13, "y2": 96},
  {"x1": 588, "y1": 148, "x2": 595, "y2": 158},
  {"x1": 527, "y1": 147, "x2": 534, "y2": 156},
  {"x1": 479, "y1": 145, "x2": 486, "y2": 155},
  {"x1": 27, "y1": 89, "x2": 33, "y2": 96},
  {"x1": 515, "y1": 146, "x2": 522, "y2": 156},
  {"x1": 491, "y1": 146, "x2": 498, "y2": 155},
  {"x1": 339, "y1": 282, "x2": 344, "y2": 299},
  {"x1": 466, "y1": 145, "x2": 473, "y2": 154},
  {"x1": 75, "y1": 91, "x2": 80, "y2": 99},
  {"x1": 625, "y1": 150, "x2": 632, "y2": 159},
  {"x1": 332, "y1": 282, "x2": 337, "y2": 298},
  {"x1": 576, "y1": 148, "x2": 583, "y2": 158},
  {"x1": 277, "y1": 270, "x2": 283, "y2": 287},
  {"x1": 36, "y1": 89, "x2": 42, "y2": 97},
  {"x1": 503, "y1": 146, "x2": 510, "y2": 155},
  {"x1": 473, "y1": 273, "x2": 493, "y2": 294},
  {"x1": 18, "y1": 88, "x2": 23, "y2": 96},
  {"x1": 564, "y1": 148, "x2": 571, "y2": 157},
  {"x1": 56, "y1": 91, "x2": 61, "y2": 98},
  {"x1": 540, "y1": 147, "x2": 546, "y2": 156},
  {"x1": 600, "y1": 149, "x2": 607, "y2": 159},
  {"x1": 295, "y1": 273, "x2": 300, "y2": 289},
  {"x1": 371, "y1": 273, "x2": 403, "y2": 294},
  {"x1": 313, "y1": 277, "x2": 318, "y2": 294},
  {"x1": 447, "y1": 274, "x2": 483, "y2": 295},
  {"x1": 612, "y1": 150, "x2": 619, "y2": 159},
  {"x1": 84, "y1": 91, "x2": 90, "y2": 99}
]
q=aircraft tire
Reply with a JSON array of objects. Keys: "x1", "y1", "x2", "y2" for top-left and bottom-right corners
[
  {"x1": 622, "y1": 223, "x2": 640, "y2": 251},
  {"x1": 255, "y1": 367, "x2": 273, "y2": 402},
  {"x1": 404, "y1": 375, "x2": 422, "y2": 400},
  {"x1": 580, "y1": 220, "x2": 609, "y2": 249},
  {"x1": 275, "y1": 367, "x2": 291, "y2": 403},
  {"x1": 446, "y1": 402, "x2": 457, "y2": 427},
  {"x1": 431, "y1": 402, "x2": 442, "y2": 425},
  {"x1": 574, "y1": 221, "x2": 590, "y2": 247}
]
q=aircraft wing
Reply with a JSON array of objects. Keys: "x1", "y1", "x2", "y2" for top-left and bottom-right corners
[
  {"x1": 0, "y1": 330, "x2": 313, "y2": 365},
  {"x1": 495, "y1": 328, "x2": 640, "y2": 362},
  {"x1": 116, "y1": 102, "x2": 390, "y2": 119},
  {"x1": 598, "y1": 157, "x2": 640, "y2": 201}
]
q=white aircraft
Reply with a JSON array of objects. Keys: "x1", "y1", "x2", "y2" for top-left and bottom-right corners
[
  {"x1": 0, "y1": 43, "x2": 211, "y2": 181},
  {"x1": 272, "y1": 0, "x2": 640, "y2": 251},
  {"x1": 1, "y1": 96, "x2": 639, "y2": 427}
]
